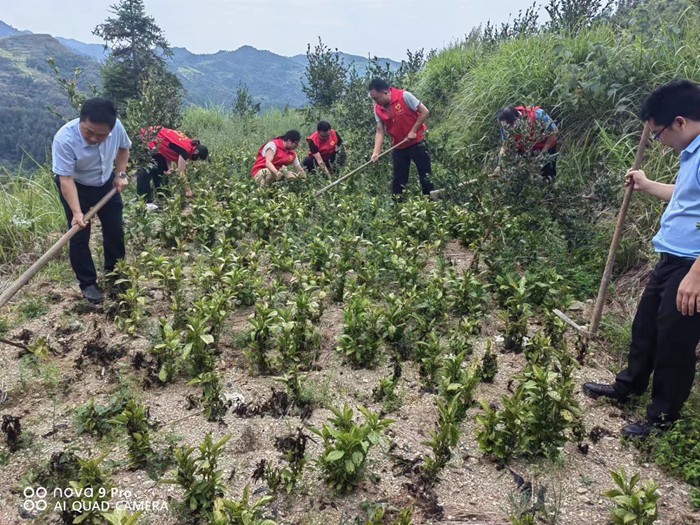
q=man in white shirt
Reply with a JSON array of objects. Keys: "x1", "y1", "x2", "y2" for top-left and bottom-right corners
[{"x1": 52, "y1": 98, "x2": 131, "y2": 304}]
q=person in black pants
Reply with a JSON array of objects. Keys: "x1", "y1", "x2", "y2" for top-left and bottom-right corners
[
  {"x1": 52, "y1": 98, "x2": 131, "y2": 304},
  {"x1": 368, "y1": 78, "x2": 435, "y2": 200},
  {"x1": 583, "y1": 80, "x2": 700, "y2": 439}
]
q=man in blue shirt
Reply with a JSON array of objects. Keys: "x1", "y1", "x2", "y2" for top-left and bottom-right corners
[
  {"x1": 583, "y1": 80, "x2": 700, "y2": 438},
  {"x1": 52, "y1": 98, "x2": 131, "y2": 304}
]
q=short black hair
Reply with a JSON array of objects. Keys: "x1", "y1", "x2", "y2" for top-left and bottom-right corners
[
  {"x1": 639, "y1": 80, "x2": 700, "y2": 125},
  {"x1": 194, "y1": 144, "x2": 208, "y2": 161},
  {"x1": 80, "y1": 98, "x2": 118, "y2": 128},
  {"x1": 282, "y1": 130, "x2": 301, "y2": 142},
  {"x1": 496, "y1": 105, "x2": 520, "y2": 125},
  {"x1": 317, "y1": 121, "x2": 331, "y2": 132},
  {"x1": 368, "y1": 78, "x2": 389, "y2": 92}
]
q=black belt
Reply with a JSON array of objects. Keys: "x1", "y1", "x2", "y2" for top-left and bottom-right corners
[{"x1": 659, "y1": 253, "x2": 696, "y2": 264}]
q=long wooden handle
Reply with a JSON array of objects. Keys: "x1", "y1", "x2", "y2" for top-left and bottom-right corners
[
  {"x1": 314, "y1": 139, "x2": 409, "y2": 197},
  {"x1": 0, "y1": 187, "x2": 118, "y2": 310},
  {"x1": 588, "y1": 124, "x2": 651, "y2": 336}
]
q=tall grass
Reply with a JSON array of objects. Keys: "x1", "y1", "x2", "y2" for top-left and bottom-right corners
[
  {"x1": 0, "y1": 166, "x2": 64, "y2": 265},
  {"x1": 181, "y1": 105, "x2": 308, "y2": 155}
]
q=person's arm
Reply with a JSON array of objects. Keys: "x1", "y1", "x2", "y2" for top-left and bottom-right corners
[
  {"x1": 313, "y1": 152, "x2": 330, "y2": 176},
  {"x1": 542, "y1": 129, "x2": 558, "y2": 151},
  {"x1": 371, "y1": 122, "x2": 385, "y2": 162},
  {"x1": 293, "y1": 157, "x2": 305, "y2": 177},
  {"x1": 177, "y1": 155, "x2": 187, "y2": 175},
  {"x1": 407, "y1": 103, "x2": 429, "y2": 140},
  {"x1": 113, "y1": 147, "x2": 129, "y2": 193},
  {"x1": 58, "y1": 177, "x2": 86, "y2": 227},
  {"x1": 626, "y1": 169, "x2": 674, "y2": 201},
  {"x1": 264, "y1": 149, "x2": 281, "y2": 177}
]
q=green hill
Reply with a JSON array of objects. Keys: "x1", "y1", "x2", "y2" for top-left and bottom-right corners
[{"x1": 0, "y1": 33, "x2": 100, "y2": 169}]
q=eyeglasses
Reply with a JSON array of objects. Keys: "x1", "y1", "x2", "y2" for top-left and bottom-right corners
[{"x1": 652, "y1": 123, "x2": 670, "y2": 141}]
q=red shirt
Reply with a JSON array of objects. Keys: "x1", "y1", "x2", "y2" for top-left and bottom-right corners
[
  {"x1": 142, "y1": 127, "x2": 197, "y2": 163},
  {"x1": 251, "y1": 138, "x2": 298, "y2": 177},
  {"x1": 374, "y1": 87, "x2": 425, "y2": 149},
  {"x1": 307, "y1": 130, "x2": 340, "y2": 161}
]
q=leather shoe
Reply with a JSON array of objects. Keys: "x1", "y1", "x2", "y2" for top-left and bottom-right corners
[
  {"x1": 82, "y1": 284, "x2": 104, "y2": 304},
  {"x1": 582, "y1": 382, "x2": 627, "y2": 401},
  {"x1": 621, "y1": 420, "x2": 655, "y2": 440}
]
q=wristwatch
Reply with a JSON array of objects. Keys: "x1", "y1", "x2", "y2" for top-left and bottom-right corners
[{"x1": 118, "y1": 171, "x2": 128, "y2": 180}]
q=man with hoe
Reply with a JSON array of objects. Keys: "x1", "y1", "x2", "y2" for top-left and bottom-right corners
[
  {"x1": 52, "y1": 98, "x2": 131, "y2": 305},
  {"x1": 368, "y1": 78, "x2": 435, "y2": 200},
  {"x1": 583, "y1": 80, "x2": 700, "y2": 439}
]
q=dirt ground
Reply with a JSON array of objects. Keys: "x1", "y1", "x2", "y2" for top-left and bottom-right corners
[{"x1": 0, "y1": 240, "x2": 698, "y2": 525}]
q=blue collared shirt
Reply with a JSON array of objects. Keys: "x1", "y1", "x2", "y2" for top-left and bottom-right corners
[
  {"x1": 52, "y1": 118, "x2": 131, "y2": 187},
  {"x1": 652, "y1": 134, "x2": 700, "y2": 259}
]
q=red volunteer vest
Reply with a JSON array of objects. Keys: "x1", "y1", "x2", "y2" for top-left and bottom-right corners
[
  {"x1": 251, "y1": 138, "x2": 297, "y2": 177},
  {"x1": 307, "y1": 130, "x2": 339, "y2": 161},
  {"x1": 514, "y1": 106, "x2": 555, "y2": 153},
  {"x1": 142, "y1": 127, "x2": 197, "y2": 163},
  {"x1": 374, "y1": 87, "x2": 425, "y2": 149}
]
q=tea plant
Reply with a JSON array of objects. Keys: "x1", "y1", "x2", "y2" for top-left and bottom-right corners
[
  {"x1": 603, "y1": 469, "x2": 660, "y2": 525},
  {"x1": 254, "y1": 429, "x2": 307, "y2": 494},
  {"x1": 373, "y1": 356, "x2": 402, "y2": 413},
  {"x1": 310, "y1": 404, "x2": 393, "y2": 493},
  {"x1": 162, "y1": 434, "x2": 231, "y2": 521},
  {"x1": 447, "y1": 269, "x2": 489, "y2": 318},
  {"x1": 337, "y1": 293, "x2": 383, "y2": 369},
  {"x1": 246, "y1": 303, "x2": 280, "y2": 374},
  {"x1": 480, "y1": 340, "x2": 498, "y2": 383},
  {"x1": 188, "y1": 372, "x2": 229, "y2": 422},
  {"x1": 498, "y1": 274, "x2": 532, "y2": 353},
  {"x1": 62, "y1": 452, "x2": 113, "y2": 525},
  {"x1": 182, "y1": 313, "x2": 218, "y2": 376},
  {"x1": 211, "y1": 484, "x2": 277, "y2": 525},
  {"x1": 423, "y1": 397, "x2": 463, "y2": 477},
  {"x1": 74, "y1": 389, "x2": 132, "y2": 438},
  {"x1": 111, "y1": 399, "x2": 154, "y2": 469},
  {"x1": 476, "y1": 350, "x2": 582, "y2": 464},
  {"x1": 415, "y1": 331, "x2": 444, "y2": 391},
  {"x1": 112, "y1": 261, "x2": 149, "y2": 335}
]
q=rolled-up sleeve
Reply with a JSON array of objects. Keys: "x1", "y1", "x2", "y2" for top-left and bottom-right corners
[
  {"x1": 52, "y1": 137, "x2": 76, "y2": 177},
  {"x1": 115, "y1": 120, "x2": 132, "y2": 149}
]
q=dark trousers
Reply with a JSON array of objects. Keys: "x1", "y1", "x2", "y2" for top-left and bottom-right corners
[
  {"x1": 391, "y1": 141, "x2": 434, "y2": 197},
  {"x1": 540, "y1": 145, "x2": 557, "y2": 181},
  {"x1": 55, "y1": 175, "x2": 125, "y2": 290},
  {"x1": 303, "y1": 153, "x2": 336, "y2": 173},
  {"x1": 615, "y1": 257, "x2": 700, "y2": 424},
  {"x1": 136, "y1": 153, "x2": 169, "y2": 203}
]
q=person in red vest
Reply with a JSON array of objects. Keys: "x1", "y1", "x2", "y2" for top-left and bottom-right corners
[
  {"x1": 496, "y1": 105, "x2": 559, "y2": 181},
  {"x1": 368, "y1": 78, "x2": 435, "y2": 200},
  {"x1": 303, "y1": 121, "x2": 344, "y2": 177},
  {"x1": 251, "y1": 130, "x2": 306, "y2": 186},
  {"x1": 136, "y1": 127, "x2": 209, "y2": 209}
]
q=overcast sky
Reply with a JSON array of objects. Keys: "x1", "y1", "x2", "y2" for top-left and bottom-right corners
[{"x1": 3, "y1": 0, "x2": 542, "y2": 60}]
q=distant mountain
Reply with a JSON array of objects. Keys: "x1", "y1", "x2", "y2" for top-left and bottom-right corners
[
  {"x1": 56, "y1": 37, "x2": 108, "y2": 62},
  {"x1": 170, "y1": 46, "x2": 400, "y2": 110},
  {"x1": 0, "y1": 33, "x2": 101, "y2": 168},
  {"x1": 0, "y1": 20, "x2": 401, "y2": 167},
  {"x1": 0, "y1": 20, "x2": 28, "y2": 37}
]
